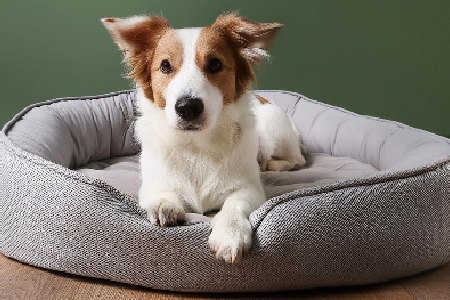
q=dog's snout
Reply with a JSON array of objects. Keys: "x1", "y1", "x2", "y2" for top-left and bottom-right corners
[{"x1": 175, "y1": 96, "x2": 204, "y2": 121}]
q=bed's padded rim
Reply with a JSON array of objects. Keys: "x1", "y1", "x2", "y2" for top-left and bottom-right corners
[
  {"x1": 1, "y1": 131, "x2": 449, "y2": 292},
  {"x1": 1, "y1": 89, "x2": 449, "y2": 292},
  {"x1": 3, "y1": 90, "x2": 139, "y2": 169}
]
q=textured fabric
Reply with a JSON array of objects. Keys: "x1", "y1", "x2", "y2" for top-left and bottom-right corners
[{"x1": 1, "y1": 90, "x2": 449, "y2": 292}]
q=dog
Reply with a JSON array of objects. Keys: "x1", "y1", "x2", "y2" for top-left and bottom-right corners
[{"x1": 102, "y1": 13, "x2": 306, "y2": 263}]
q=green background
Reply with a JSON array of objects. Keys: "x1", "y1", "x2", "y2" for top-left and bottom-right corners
[{"x1": 1, "y1": 0, "x2": 449, "y2": 137}]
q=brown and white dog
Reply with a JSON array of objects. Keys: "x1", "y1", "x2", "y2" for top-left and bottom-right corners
[{"x1": 102, "y1": 13, "x2": 306, "y2": 263}]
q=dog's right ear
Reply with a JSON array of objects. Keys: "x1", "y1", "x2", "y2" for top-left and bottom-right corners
[
  {"x1": 101, "y1": 15, "x2": 170, "y2": 56},
  {"x1": 101, "y1": 16, "x2": 170, "y2": 100}
]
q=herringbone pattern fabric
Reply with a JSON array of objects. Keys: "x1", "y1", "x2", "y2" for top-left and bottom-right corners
[{"x1": 1, "y1": 90, "x2": 449, "y2": 292}]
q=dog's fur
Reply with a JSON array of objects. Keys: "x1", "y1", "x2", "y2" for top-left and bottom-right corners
[{"x1": 102, "y1": 13, "x2": 306, "y2": 263}]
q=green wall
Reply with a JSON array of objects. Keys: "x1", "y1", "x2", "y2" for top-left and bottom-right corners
[{"x1": 1, "y1": 1, "x2": 449, "y2": 137}]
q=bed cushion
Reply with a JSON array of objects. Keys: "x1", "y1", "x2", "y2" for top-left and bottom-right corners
[
  {"x1": 75, "y1": 153, "x2": 378, "y2": 214},
  {"x1": 1, "y1": 89, "x2": 449, "y2": 292}
]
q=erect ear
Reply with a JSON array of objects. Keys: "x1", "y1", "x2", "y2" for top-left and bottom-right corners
[
  {"x1": 101, "y1": 15, "x2": 170, "y2": 56},
  {"x1": 212, "y1": 13, "x2": 282, "y2": 98},
  {"x1": 101, "y1": 15, "x2": 170, "y2": 100},
  {"x1": 213, "y1": 12, "x2": 283, "y2": 64}
]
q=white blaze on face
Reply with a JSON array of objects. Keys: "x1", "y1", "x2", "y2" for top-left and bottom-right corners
[{"x1": 164, "y1": 28, "x2": 224, "y2": 130}]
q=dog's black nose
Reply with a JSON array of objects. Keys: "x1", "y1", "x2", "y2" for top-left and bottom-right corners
[{"x1": 175, "y1": 96, "x2": 204, "y2": 121}]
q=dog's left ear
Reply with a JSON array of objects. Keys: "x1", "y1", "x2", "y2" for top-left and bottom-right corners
[
  {"x1": 212, "y1": 13, "x2": 283, "y2": 97},
  {"x1": 213, "y1": 13, "x2": 283, "y2": 64}
]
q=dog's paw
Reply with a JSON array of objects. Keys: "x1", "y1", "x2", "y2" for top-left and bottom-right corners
[
  {"x1": 266, "y1": 159, "x2": 295, "y2": 171},
  {"x1": 260, "y1": 155, "x2": 306, "y2": 172},
  {"x1": 141, "y1": 191, "x2": 186, "y2": 226},
  {"x1": 208, "y1": 212, "x2": 252, "y2": 263}
]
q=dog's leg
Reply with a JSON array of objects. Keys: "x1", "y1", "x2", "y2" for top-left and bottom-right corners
[
  {"x1": 139, "y1": 188, "x2": 186, "y2": 226},
  {"x1": 208, "y1": 187, "x2": 263, "y2": 263},
  {"x1": 254, "y1": 99, "x2": 307, "y2": 172}
]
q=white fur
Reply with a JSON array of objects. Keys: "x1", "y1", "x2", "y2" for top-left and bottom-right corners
[
  {"x1": 134, "y1": 27, "x2": 306, "y2": 263},
  {"x1": 137, "y1": 88, "x2": 263, "y2": 211},
  {"x1": 252, "y1": 98, "x2": 307, "y2": 171},
  {"x1": 136, "y1": 88, "x2": 265, "y2": 262},
  {"x1": 164, "y1": 28, "x2": 223, "y2": 131}
]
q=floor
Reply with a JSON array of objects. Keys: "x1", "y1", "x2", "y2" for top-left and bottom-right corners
[{"x1": 1, "y1": 254, "x2": 448, "y2": 300}]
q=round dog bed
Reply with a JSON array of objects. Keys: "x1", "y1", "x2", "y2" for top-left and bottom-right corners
[{"x1": 1, "y1": 89, "x2": 449, "y2": 292}]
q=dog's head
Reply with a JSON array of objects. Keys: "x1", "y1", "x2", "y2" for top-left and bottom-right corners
[{"x1": 102, "y1": 13, "x2": 282, "y2": 131}]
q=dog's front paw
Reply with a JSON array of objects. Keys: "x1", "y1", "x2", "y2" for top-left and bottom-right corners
[
  {"x1": 140, "y1": 190, "x2": 186, "y2": 226},
  {"x1": 208, "y1": 212, "x2": 252, "y2": 263}
]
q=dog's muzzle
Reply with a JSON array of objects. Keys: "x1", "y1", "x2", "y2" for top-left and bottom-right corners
[{"x1": 175, "y1": 96, "x2": 204, "y2": 130}]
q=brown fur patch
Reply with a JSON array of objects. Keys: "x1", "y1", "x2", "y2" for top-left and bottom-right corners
[
  {"x1": 149, "y1": 30, "x2": 184, "y2": 108},
  {"x1": 204, "y1": 13, "x2": 283, "y2": 101},
  {"x1": 208, "y1": 18, "x2": 256, "y2": 101},
  {"x1": 102, "y1": 16, "x2": 171, "y2": 102},
  {"x1": 255, "y1": 95, "x2": 270, "y2": 104},
  {"x1": 213, "y1": 13, "x2": 283, "y2": 63},
  {"x1": 196, "y1": 26, "x2": 239, "y2": 105}
]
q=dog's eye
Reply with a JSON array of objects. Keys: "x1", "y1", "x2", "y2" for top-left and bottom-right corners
[
  {"x1": 160, "y1": 61, "x2": 172, "y2": 74},
  {"x1": 207, "y1": 58, "x2": 223, "y2": 73}
]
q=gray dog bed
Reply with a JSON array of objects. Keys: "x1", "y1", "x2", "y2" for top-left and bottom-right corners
[{"x1": 1, "y1": 90, "x2": 449, "y2": 292}]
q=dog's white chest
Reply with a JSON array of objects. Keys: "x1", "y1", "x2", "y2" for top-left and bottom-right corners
[
  {"x1": 138, "y1": 106, "x2": 249, "y2": 214},
  {"x1": 174, "y1": 152, "x2": 229, "y2": 213}
]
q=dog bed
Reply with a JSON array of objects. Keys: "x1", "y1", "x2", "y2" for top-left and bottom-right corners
[{"x1": 1, "y1": 89, "x2": 449, "y2": 292}]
